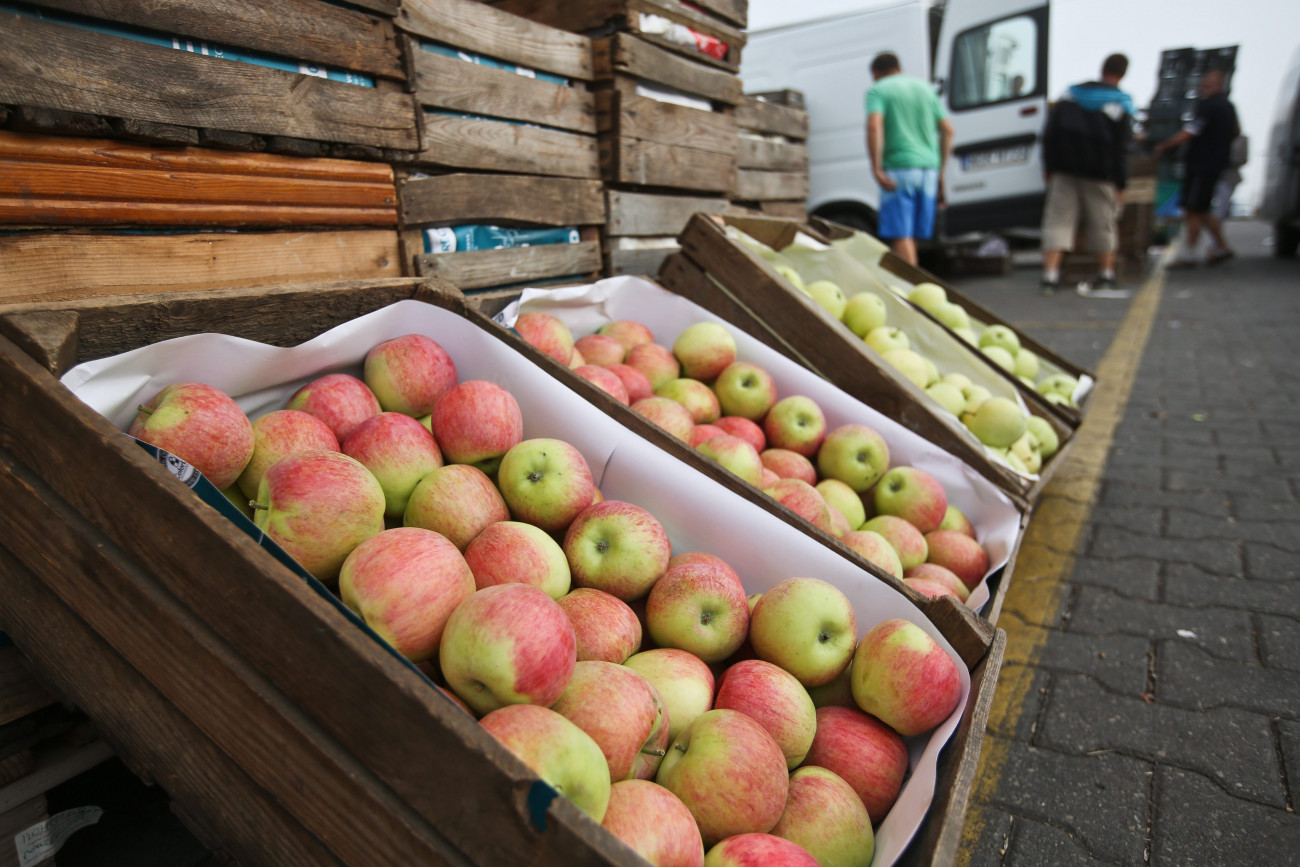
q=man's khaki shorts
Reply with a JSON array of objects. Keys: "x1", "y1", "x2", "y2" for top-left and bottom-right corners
[{"x1": 1041, "y1": 174, "x2": 1118, "y2": 252}]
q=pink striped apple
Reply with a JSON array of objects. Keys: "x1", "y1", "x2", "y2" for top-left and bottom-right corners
[{"x1": 851, "y1": 618, "x2": 963, "y2": 737}]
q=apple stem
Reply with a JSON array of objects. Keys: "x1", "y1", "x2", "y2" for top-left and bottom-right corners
[
  {"x1": 641, "y1": 747, "x2": 666, "y2": 757},
  {"x1": 250, "y1": 502, "x2": 268, "y2": 511},
  {"x1": 674, "y1": 743, "x2": 687, "y2": 753},
  {"x1": 136, "y1": 405, "x2": 153, "y2": 416}
]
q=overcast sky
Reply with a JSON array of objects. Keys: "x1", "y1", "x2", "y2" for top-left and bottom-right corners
[{"x1": 745, "y1": 0, "x2": 1300, "y2": 210}]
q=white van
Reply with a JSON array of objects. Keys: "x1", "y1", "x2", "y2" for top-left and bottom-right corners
[
  {"x1": 741, "y1": 0, "x2": 1052, "y2": 237},
  {"x1": 1260, "y1": 46, "x2": 1300, "y2": 257}
]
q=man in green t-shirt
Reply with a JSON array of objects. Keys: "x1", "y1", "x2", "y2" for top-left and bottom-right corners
[{"x1": 866, "y1": 52, "x2": 953, "y2": 265}]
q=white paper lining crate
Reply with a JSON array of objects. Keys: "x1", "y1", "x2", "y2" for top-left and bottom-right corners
[
  {"x1": 732, "y1": 91, "x2": 810, "y2": 219},
  {"x1": 0, "y1": 0, "x2": 418, "y2": 158}
]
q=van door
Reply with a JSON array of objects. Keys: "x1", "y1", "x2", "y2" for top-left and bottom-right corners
[{"x1": 933, "y1": 1, "x2": 1049, "y2": 235}]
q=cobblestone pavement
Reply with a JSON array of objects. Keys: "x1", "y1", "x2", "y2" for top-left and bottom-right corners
[{"x1": 953, "y1": 221, "x2": 1300, "y2": 865}]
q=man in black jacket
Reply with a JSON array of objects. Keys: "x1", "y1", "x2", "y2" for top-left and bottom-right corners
[{"x1": 1039, "y1": 54, "x2": 1135, "y2": 297}]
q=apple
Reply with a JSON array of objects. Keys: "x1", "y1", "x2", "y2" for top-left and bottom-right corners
[
  {"x1": 1014, "y1": 348, "x2": 1040, "y2": 380},
  {"x1": 749, "y1": 577, "x2": 856, "y2": 687},
  {"x1": 815, "y1": 478, "x2": 865, "y2": 530},
  {"x1": 960, "y1": 383, "x2": 992, "y2": 414},
  {"x1": 129, "y1": 382, "x2": 255, "y2": 490},
  {"x1": 804, "y1": 279, "x2": 847, "y2": 319},
  {"x1": 979, "y1": 324, "x2": 1021, "y2": 356},
  {"x1": 981, "y1": 345, "x2": 1016, "y2": 373},
  {"x1": 840, "y1": 529, "x2": 904, "y2": 580},
  {"x1": 714, "y1": 659, "x2": 816, "y2": 769},
  {"x1": 763, "y1": 395, "x2": 827, "y2": 457},
  {"x1": 338, "y1": 527, "x2": 475, "y2": 662},
  {"x1": 601, "y1": 780, "x2": 704, "y2": 867},
  {"x1": 564, "y1": 500, "x2": 672, "y2": 602},
  {"x1": 285, "y1": 372, "x2": 381, "y2": 442},
  {"x1": 464, "y1": 520, "x2": 571, "y2": 599},
  {"x1": 646, "y1": 557, "x2": 750, "y2": 663},
  {"x1": 954, "y1": 326, "x2": 979, "y2": 345},
  {"x1": 440, "y1": 583, "x2": 576, "y2": 714},
  {"x1": 860, "y1": 515, "x2": 927, "y2": 570},
  {"x1": 656, "y1": 378, "x2": 721, "y2": 424},
  {"x1": 551, "y1": 661, "x2": 669, "y2": 782},
  {"x1": 514, "y1": 311, "x2": 575, "y2": 365},
  {"x1": 842, "y1": 292, "x2": 888, "y2": 338},
  {"x1": 761, "y1": 448, "x2": 818, "y2": 485},
  {"x1": 574, "y1": 365, "x2": 631, "y2": 405},
  {"x1": 668, "y1": 550, "x2": 743, "y2": 581},
  {"x1": 965, "y1": 396, "x2": 1027, "y2": 448},
  {"x1": 853, "y1": 618, "x2": 963, "y2": 737},
  {"x1": 496, "y1": 438, "x2": 595, "y2": 533},
  {"x1": 816, "y1": 424, "x2": 890, "y2": 492},
  {"x1": 760, "y1": 468, "x2": 780, "y2": 488},
  {"x1": 764, "y1": 478, "x2": 835, "y2": 535},
  {"x1": 625, "y1": 648, "x2": 715, "y2": 742},
  {"x1": 253, "y1": 449, "x2": 385, "y2": 583},
  {"x1": 557, "y1": 588, "x2": 642, "y2": 663},
  {"x1": 922, "y1": 357, "x2": 940, "y2": 387},
  {"x1": 689, "y1": 424, "x2": 727, "y2": 448},
  {"x1": 1037, "y1": 373, "x2": 1079, "y2": 402},
  {"x1": 220, "y1": 483, "x2": 254, "y2": 519},
  {"x1": 479, "y1": 704, "x2": 610, "y2": 821},
  {"x1": 925, "y1": 381, "x2": 967, "y2": 416},
  {"x1": 879, "y1": 348, "x2": 929, "y2": 388},
  {"x1": 696, "y1": 435, "x2": 764, "y2": 487},
  {"x1": 236, "y1": 408, "x2": 338, "y2": 500},
  {"x1": 632, "y1": 396, "x2": 696, "y2": 442},
  {"x1": 341, "y1": 411, "x2": 444, "y2": 519},
  {"x1": 605, "y1": 362, "x2": 655, "y2": 404},
  {"x1": 934, "y1": 300, "x2": 972, "y2": 331},
  {"x1": 713, "y1": 362, "x2": 778, "y2": 421},
  {"x1": 705, "y1": 834, "x2": 817, "y2": 866},
  {"x1": 905, "y1": 576, "x2": 960, "y2": 599},
  {"x1": 574, "y1": 333, "x2": 626, "y2": 366},
  {"x1": 827, "y1": 506, "x2": 851, "y2": 538},
  {"x1": 938, "y1": 504, "x2": 977, "y2": 538},
  {"x1": 626, "y1": 342, "x2": 682, "y2": 390},
  {"x1": 714, "y1": 416, "x2": 766, "y2": 453},
  {"x1": 1010, "y1": 430, "x2": 1043, "y2": 474},
  {"x1": 873, "y1": 466, "x2": 948, "y2": 533},
  {"x1": 673, "y1": 322, "x2": 736, "y2": 382},
  {"x1": 771, "y1": 766, "x2": 875, "y2": 867},
  {"x1": 1026, "y1": 415, "x2": 1060, "y2": 459},
  {"x1": 905, "y1": 563, "x2": 971, "y2": 602},
  {"x1": 362, "y1": 333, "x2": 458, "y2": 417},
  {"x1": 599, "y1": 319, "x2": 656, "y2": 352},
  {"x1": 924, "y1": 530, "x2": 990, "y2": 590},
  {"x1": 568, "y1": 346, "x2": 587, "y2": 368},
  {"x1": 864, "y1": 326, "x2": 909, "y2": 355},
  {"x1": 404, "y1": 463, "x2": 511, "y2": 551},
  {"x1": 805, "y1": 662, "x2": 856, "y2": 709},
  {"x1": 907, "y1": 281, "x2": 947, "y2": 312},
  {"x1": 774, "y1": 262, "x2": 806, "y2": 290},
  {"x1": 656, "y1": 709, "x2": 789, "y2": 845},
  {"x1": 802, "y1": 705, "x2": 908, "y2": 824},
  {"x1": 429, "y1": 380, "x2": 524, "y2": 475}
]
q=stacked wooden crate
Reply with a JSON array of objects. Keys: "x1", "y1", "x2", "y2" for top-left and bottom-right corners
[
  {"x1": 481, "y1": 0, "x2": 748, "y2": 277},
  {"x1": 731, "y1": 90, "x2": 811, "y2": 220},
  {"x1": 392, "y1": 0, "x2": 607, "y2": 303}
]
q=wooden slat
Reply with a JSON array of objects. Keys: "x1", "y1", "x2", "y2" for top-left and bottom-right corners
[
  {"x1": 35, "y1": 0, "x2": 405, "y2": 80},
  {"x1": 416, "y1": 114, "x2": 600, "y2": 178},
  {"x1": 407, "y1": 42, "x2": 595, "y2": 134},
  {"x1": 400, "y1": 174, "x2": 605, "y2": 227},
  {"x1": 415, "y1": 241, "x2": 603, "y2": 289},
  {"x1": 604, "y1": 137, "x2": 737, "y2": 193},
  {"x1": 0, "y1": 199, "x2": 397, "y2": 229},
  {"x1": 0, "y1": 231, "x2": 401, "y2": 305},
  {"x1": 736, "y1": 137, "x2": 808, "y2": 172},
  {"x1": 736, "y1": 96, "x2": 809, "y2": 140},
  {"x1": 400, "y1": 0, "x2": 593, "y2": 82},
  {"x1": 606, "y1": 189, "x2": 728, "y2": 236},
  {"x1": 684, "y1": 0, "x2": 747, "y2": 27},
  {"x1": 732, "y1": 169, "x2": 810, "y2": 202},
  {"x1": 0, "y1": 14, "x2": 419, "y2": 150},
  {"x1": 598, "y1": 91, "x2": 737, "y2": 156},
  {"x1": 0, "y1": 796, "x2": 47, "y2": 867},
  {"x1": 605, "y1": 244, "x2": 675, "y2": 277},
  {"x1": 594, "y1": 34, "x2": 742, "y2": 106},
  {"x1": 0, "y1": 647, "x2": 57, "y2": 727}
]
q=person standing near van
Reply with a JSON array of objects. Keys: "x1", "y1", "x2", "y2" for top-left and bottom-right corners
[
  {"x1": 866, "y1": 52, "x2": 953, "y2": 266},
  {"x1": 1039, "y1": 53, "x2": 1136, "y2": 297}
]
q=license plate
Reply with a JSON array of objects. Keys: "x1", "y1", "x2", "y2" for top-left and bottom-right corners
[{"x1": 961, "y1": 145, "x2": 1031, "y2": 171}]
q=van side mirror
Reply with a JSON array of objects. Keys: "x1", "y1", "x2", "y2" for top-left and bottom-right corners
[{"x1": 934, "y1": 77, "x2": 946, "y2": 96}]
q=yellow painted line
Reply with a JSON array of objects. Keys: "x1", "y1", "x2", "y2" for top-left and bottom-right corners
[{"x1": 956, "y1": 266, "x2": 1168, "y2": 863}]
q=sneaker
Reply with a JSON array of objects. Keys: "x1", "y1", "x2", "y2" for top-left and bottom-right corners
[
  {"x1": 1040, "y1": 277, "x2": 1061, "y2": 295},
  {"x1": 1077, "y1": 277, "x2": 1131, "y2": 299},
  {"x1": 1207, "y1": 247, "x2": 1236, "y2": 266}
]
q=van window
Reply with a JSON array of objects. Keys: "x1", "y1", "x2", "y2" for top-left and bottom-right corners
[{"x1": 950, "y1": 14, "x2": 1041, "y2": 110}]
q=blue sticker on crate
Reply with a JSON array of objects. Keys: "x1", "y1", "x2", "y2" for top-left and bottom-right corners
[
  {"x1": 424, "y1": 225, "x2": 581, "y2": 254},
  {"x1": 4, "y1": 1, "x2": 375, "y2": 87}
]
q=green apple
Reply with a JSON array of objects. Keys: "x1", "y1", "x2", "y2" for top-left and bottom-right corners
[
  {"x1": 882, "y1": 348, "x2": 929, "y2": 388},
  {"x1": 937, "y1": 505, "x2": 977, "y2": 538},
  {"x1": 496, "y1": 437, "x2": 596, "y2": 532},
  {"x1": 1037, "y1": 373, "x2": 1079, "y2": 402},
  {"x1": 941, "y1": 372, "x2": 972, "y2": 391},
  {"x1": 625, "y1": 648, "x2": 715, "y2": 743},
  {"x1": 816, "y1": 423, "x2": 890, "y2": 492},
  {"x1": 774, "y1": 263, "x2": 806, "y2": 290},
  {"x1": 864, "y1": 326, "x2": 909, "y2": 355},
  {"x1": 816, "y1": 478, "x2": 866, "y2": 530},
  {"x1": 933, "y1": 301, "x2": 971, "y2": 330},
  {"x1": 841, "y1": 292, "x2": 888, "y2": 337},
  {"x1": 965, "y1": 397, "x2": 1027, "y2": 448},
  {"x1": 749, "y1": 578, "x2": 858, "y2": 687},
  {"x1": 1010, "y1": 430, "x2": 1042, "y2": 474},
  {"x1": 960, "y1": 384, "x2": 992, "y2": 414},
  {"x1": 925, "y1": 381, "x2": 967, "y2": 416},
  {"x1": 764, "y1": 395, "x2": 828, "y2": 457},
  {"x1": 713, "y1": 362, "x2": 778, "y2": 420},
  {"x1": 1002, "y1": 448, "x2": 1030, "y2": 474},
  {"x1": 922, "y1": 357, "x2": 940, "y2": 387},
  {"x1": 656, "y1": 377, "x2": 721, "y2": 424},
  {"x1": 981, "y1": 345, "x2": 1016, "y2": 373},
  {"x1": 954, "y1": 326, "x2": 980, "y2": 345},
  {"x1": 1026, "y1": 415, "x2": 1060, "y2": 459},
  {"x1": 979, "y1": 324, "x2": 1021, "y2": 356},
  {"x1": 1013, "y1": 348, "x2": 1040, "y2": 381},
  {"x1": 907, "y1": 282, "x2": 947, "y2": 313},
  {"x1": 805, "y1": 280, "x2": 847, "y2": 319},
  {"x1": 480, "y1": 704, "x2": 611, "y2": 821},
  {"x1": 563, "y1": 500, "x2": 672, "y2": 601},
  {"x1": 674, "y1": 322, "x2": 737, "y2": 382}
]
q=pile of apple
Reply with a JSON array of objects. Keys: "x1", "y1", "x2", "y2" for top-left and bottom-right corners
[
  {"x1": 512, "y1": 310, "x2": 992, "y2": 604},
  {"x1": 126, "y1": 331, "x2": 967, "y2": 866}
]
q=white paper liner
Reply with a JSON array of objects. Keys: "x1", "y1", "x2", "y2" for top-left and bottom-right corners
[{"x1": 61, "y1": 299, "x2": 975, "y2": 867}]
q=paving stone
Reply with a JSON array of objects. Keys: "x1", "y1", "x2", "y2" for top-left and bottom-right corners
[
  {"x1": 1068, "y1": 555, "x2": 1161, "y2": 600},
  {"x1": 1231, "y1": 496, "x2": 1300, "y2": 523},
  {"x1": 1165, "y1": 468, "x2": 1295, "y2": 499},
  {"x1": 959, "y1": 805, "x2": 1016, "y2": 867},
  {"x1": 1068, "y1": 586, "x2": 1256, "y2": 662},
  {"x1": 1244, "y1": 542, "x2": 1300, "y2": 581},
  {"x1": 1165, "y1": 510, "x2": 1300, "y2": 551},
  {"x1": 984, "y1": 662, "x2": 1051, "y2": 742},
  {"x1": 1279, "y1": 719, "x2": 1300, "y2": 804},
  {"x1": 1156, "y1": 639, "x2": 1300, "y2": 721},
  {"x1": 1004, "y1": 816, "x2": 1109, "y2": 867},
  {"x1": 1038, "y1": 674, "x2": 1284, "y2": 807},
  {"x1": 1256, "y1": 613, "x2": 1300, "y2": 672},
  {"x1": 1151, "y1": 765, "x2": 1300, "y2": 865},
  {"x1": 1098, "y1": 481, "x2": 1228, "y2": 518},
  {"x1": 1087, "y1": 526, "x2": 1241, "y2": 575},
  {"x1": 1163, "y1": 563, "x2": 1300, "y2": 615},
  {"x1": 1033, "y1": 629, "x2": 1152, "y2": 696},
  {"x1": 1085, "y1": 505, "x2": 1163, "y2": 537},
  {"x1": 984, "y1": 734, "x2": 1151, "y2": 865}
]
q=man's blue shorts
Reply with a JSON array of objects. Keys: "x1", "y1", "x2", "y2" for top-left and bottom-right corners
[{"x1": 878, "y1": 168, "x2": 939, "y2": 240}]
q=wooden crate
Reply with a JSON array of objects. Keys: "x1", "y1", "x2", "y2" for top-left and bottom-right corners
[
  {"x1": 0, "y1": 278, "x2": 1001, "y2": 866},
  {"x1": 481, "y1": 0, "x2": 746, "y2": 72},
  {"x1": 670, "y1": 215, "x2": 1078, "y2": 511},
  {"x1": 400, "y1": 173, "x2": 606, "y2": 292},
  {"x1": 603, "y1": 189, "x2": 729, "y2": 277},
  {"x1": 396, "y1": 0, "x2": 600, "y2": 179},
  {"x1": 732, "y1": 93, "x2": 810, "y2": 213},
  {"x1": 0, "y1": 647, "x2": 57, "y2": 731},
  {"x1": 0, "y1": 0, "x2": 418, "y2": 155}
]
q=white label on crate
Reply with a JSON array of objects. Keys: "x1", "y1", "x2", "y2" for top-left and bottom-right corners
[{"x1": 14, "y1": 806, "x2": 103, "y2": 867}]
